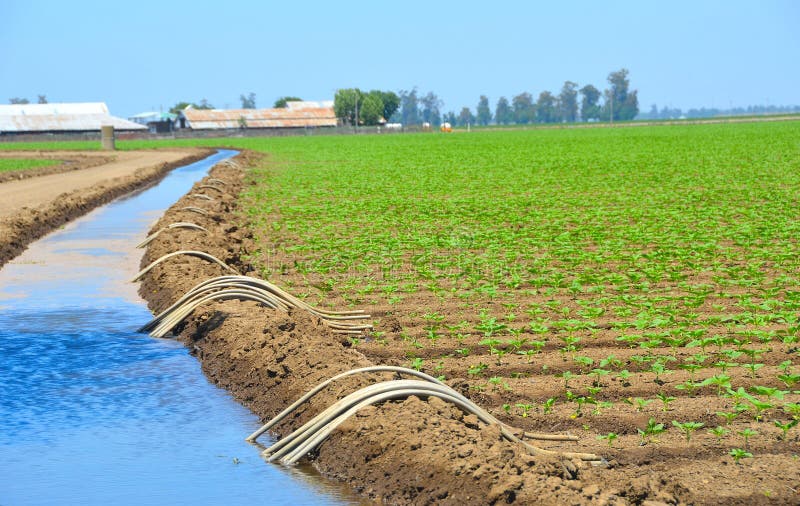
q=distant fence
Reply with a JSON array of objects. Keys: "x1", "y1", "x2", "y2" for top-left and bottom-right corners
[{"x1": 0, "y1": 124, "x2": 431, "y2": 144}]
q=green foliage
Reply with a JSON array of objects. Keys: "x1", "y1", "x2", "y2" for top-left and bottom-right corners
[
  {"x1": 0, "y1": 158, "x2": 59, "y2": 173},
  {"x1": 273, "y1": 96, "x2": 302, "y2": 108}
]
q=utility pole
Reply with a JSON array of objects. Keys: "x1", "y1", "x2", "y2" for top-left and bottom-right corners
[{"x1": 354, "y1": 94, "x2": 359, "y2": 133}]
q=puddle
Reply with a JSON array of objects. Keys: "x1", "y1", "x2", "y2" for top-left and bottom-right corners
[{"x1": 0, "y1": 150, "x2": 363, "y2": 505}]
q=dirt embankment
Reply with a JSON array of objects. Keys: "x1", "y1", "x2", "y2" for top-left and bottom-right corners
[
  {"x1": 134, "y1": 152, "x2": 712, "y2": 505},
  {"x1": 0, "y1": 149, "x2": 212, "y2": 269}
]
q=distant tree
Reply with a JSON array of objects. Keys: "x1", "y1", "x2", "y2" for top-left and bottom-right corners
[
  {"x1": 377, "y1": 91, "x2": 400, "y2": 122},
  {"x1": 602, "y1": 68, "x2": 638, "y2": 121},
  {"x1": 494, "y1": 96, "x2": 513, "y2": 125},
  {"x1": 443, "y1": 111, "x2": 457, "y2": 125},
  {"x1": 359, "y1": 92, "x2": 384, "y2": 125},
  {"x1": 420, "y1": 92, "x2": 442, "y2": 126},
  {"x1": 273, "y1": 96, "x2": 302, "y2": 108},
  {"x1": 536, "y1": 91, "x2": 557, "y2": 123},
  {"x1": 398, "y1": 88, "x2": 420, "y2": 126},
  {"x1": 37, "y1": 95, "x2": 48, "y2": 104},
  {"x1": 9, "y1": 97, "x2": 29, "y2": 104},
  {"x1": 476, "y1": 95, "x2": 492, "y2": 126},
  {"x1": 457, "y1": 106, "x2": 475, "y2": 127},
  {"x1": 169, "y1": 102, "x2": 192, "y2": 114},
  {"x1": 579, "y1": 84, "x2": 601, "y2": 122},
  {"x1": 169, "y1": 100, "x2": 214, "y2": 114},
  {"x1": 558, "y1": 81, "x2": 578, "y2": 123},
  {"x1": 334, "y1": 88, "x2": 363, "y2": 126},
  {"x1": 240, "y1": 92, "x2": 256, "y2": 109},
  {"x1": 512, "y1": 92, "x2": 534, "y2": 124}
]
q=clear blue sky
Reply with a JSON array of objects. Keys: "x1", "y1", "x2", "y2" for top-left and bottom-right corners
[{"x1": 1, "y1": 0, "x2": 798, "y2": 117}]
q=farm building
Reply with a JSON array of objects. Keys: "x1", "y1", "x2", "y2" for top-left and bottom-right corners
[
  {"x1": 0, "y1": 102, "x2": 146, "y2": 135},
  {"x1": 128, "y1": 111, "x2": 178, "y2": 133},
  {"x1": 178, "y1": 101, "x2": 337, "y2": 131}
]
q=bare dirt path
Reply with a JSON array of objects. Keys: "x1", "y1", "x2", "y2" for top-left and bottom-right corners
[
  {"x1": 0, "y1": 150, "x2": 196, "y2": 219},
  {"x1": 0, "y1": 148, "x2": 211, "y2": 268}
]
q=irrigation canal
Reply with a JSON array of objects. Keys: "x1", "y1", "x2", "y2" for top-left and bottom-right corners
[{"x1": 0, "y1": 150, "x2": 360, "y2": 505}]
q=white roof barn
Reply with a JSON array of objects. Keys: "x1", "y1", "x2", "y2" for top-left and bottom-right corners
[{"x1": 0, "y1": 102, "x2": 146, "y2": 134}]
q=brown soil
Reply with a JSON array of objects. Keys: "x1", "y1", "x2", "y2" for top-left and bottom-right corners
[
  {"x1": 134, "y1": 152, "x2": 800, "y2": 505},
  {"x1": 0, "y1": 149, "x2": 212, "y2": 268}
]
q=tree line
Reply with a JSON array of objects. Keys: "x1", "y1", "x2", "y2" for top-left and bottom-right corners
[{"x1": 333, "y1": 68, "x2": 639, "y2": 127}]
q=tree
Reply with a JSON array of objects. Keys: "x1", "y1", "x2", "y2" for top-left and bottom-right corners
[
  {"x1": 273, "y1": 96, "x2": 302, "y2": 108},
  {"x1": 495, "y1": 96, "x2": 513, "y2": 125},
  {"x1": 169, "y1": 100, "x2": 214, "y2": 115},
  {"x1": 476, "y1": 95, "x2": 492, "y2": 126},
  {"x1": 377, "y1": 91, "x2": 400, "y2": 123},
  {"x1": 398, "y1": 88, "x2": 420, "y2": 126},
  {"x1": 536, "y1": 91, "x2": 557, "y2": 123},
  {"x1": 602, "y1": 68, "x2": 638, "y2": 121},
  {"x1": 579, "y1": 84, "x2": 601, "y2": 122},
  {"x1": 457, "y1": 106, "x2": 475, "y2": 127},
  {"x1": 240, "y1": 92, "x2": 256, "y2": 109},
  {"x1": 37, "y1": 95, "x2": 48, "y2": 104},
  {"x1": 360, "y1": 92, "x2": 384, "y2": 126},
  {"x1": 558, "y1": 81, "x2": 578, "y2": 123},
  {"x1": 512, "y1": 92, "x2": 534, "y2": 124},
  {"x1": 9, "y1": 97, "x2": 29, "y2": 104},
  {"x1": 443, "y1": 111, "x2": 457, "y2": 126},
  {"x1": 334, "y1": 88, "x2": 363, "y2": 126},
  {"x1": 420, "y1": 92, "x2": 442, "y2": 126}
]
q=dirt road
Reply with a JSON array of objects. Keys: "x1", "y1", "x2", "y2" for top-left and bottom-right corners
[{"x1": 0, "y1": 149, "x2": 211, "y2": 267}]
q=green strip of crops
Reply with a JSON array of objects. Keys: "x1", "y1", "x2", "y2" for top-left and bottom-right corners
[
  {"x1": 0, "y1": 158, "x2": 60, "y2": 173},
  {"x1": 237, "y1": 123, "x2": 800, "y2": 307}
]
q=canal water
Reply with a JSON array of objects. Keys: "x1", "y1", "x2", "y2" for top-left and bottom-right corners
[{"x1": 0, "y1": 150, "x2": 360, "y2": 505}]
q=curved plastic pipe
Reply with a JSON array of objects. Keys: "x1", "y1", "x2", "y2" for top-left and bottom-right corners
[
  {"x1": 132, "y1": 250, "x2": 238, "y2": 282},
  {"x1": 206, "y1": 178, "x2": 227, "y2": 185},
  {"x1": 260, "y1": 380, "x2": 602, "y2": 464},
  {"x1": 138, "y1": 275, "x2": 371, "y2": 336},
  {"x1": 180, "y1": 206, "x2": 209, "y2": 215},
  {"x1": 190, "y1": 194, "x2": 214, "y2": 201},
  {"x1": 246, "y1": 366, "x2": 443, "y2": 441},
  {"x1": 197, "y1": 184, "x2": 224, "y2": 193},
  {"x1": 136, "y1": 222, "x2": 209, "y2": 248}
]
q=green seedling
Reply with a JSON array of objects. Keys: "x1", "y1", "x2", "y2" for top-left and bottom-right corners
[
  {"x1": 774, "y1": 419, "x2": 798, "y2": 440},
  {"x1": 672, "y1": 421, "x2": 704, "y2": 442},
  {"x1": 638, "y1": 417, "x2": 666, "y2": 444},
  {"x1": 617, "y1": 369, "x2": 632, "y2": 386},
  {"x1": 708, "y1": 426, "x2": 729, "y2": 442},
  {"x1": 515, "y1": 403, "x2": 534, "y2": 417},
  {"x1": 729, "y1": 448, "x2": 753, "y2": 465},
  {"x1": 597, "y1": 432, "x2": 618, "y2": 447},
  {"x1": 542, "y1": 397, "x2": 556, "y2": 415},
  {"x1": 738, "y1": 428, "x2": 758, "y2": 450},
  {"x1": 783, "y1": 403, "x2": 800, "y2": 421},
  {"x1": 409, "y1": 357, "x2": 424, "y2": 371},
  {"x1": 467, "y1": 362, "x2": 488, "y2": 377},
  {"x1": 657, "y1": 392, "x2": 676, "y2": 412},
  {"x1": 717, "y1": 410, "x2": 739, "y2": 425}
]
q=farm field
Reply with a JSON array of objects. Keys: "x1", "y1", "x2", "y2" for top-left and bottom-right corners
[
  {"x1": 232, "y1": 122, "x2": 800, "y2": 502},
  {"x1": 6, "y1": 121, "x2": 800, "y2": 502}
]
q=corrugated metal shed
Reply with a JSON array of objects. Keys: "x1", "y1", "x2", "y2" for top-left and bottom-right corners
[
  {"x1": 182, "y1": 104, "x2": 337, "y2": 130},
  {"x1": 285, "y1": 100, "x2": 334, "y2": 110},
  {"x1": 0, "y1": 102, "x2": 146, "y2": 133}
]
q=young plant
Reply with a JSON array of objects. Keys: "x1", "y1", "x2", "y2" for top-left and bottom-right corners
[
  {"x1": 708, "y1": 426, "x2": 729, "y2": 443},
  {"x1": 597, "y1": 432, "x2": 619, "y2": 448},
  {"x1": 542, "y1": 397, "x2": 556, "y2": 415},
  {"x1": 738, "y1": 428, "x2": 758, "y2": 450},
  {"x1": 657, "y1": 392, "x2": 677, "y2": 412},
  {"x1": 672, "y1": 420, "x2": 704, "y2": 442},
  {"x1": 638, "y1": 417, "x2": 666, "y2": 444},
  {"x1": 774, "y1": 419, "x2": 798, "y2": 441},
  {"x1": 729, "y1": 448, "x2": 753, "y2": 465}
]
